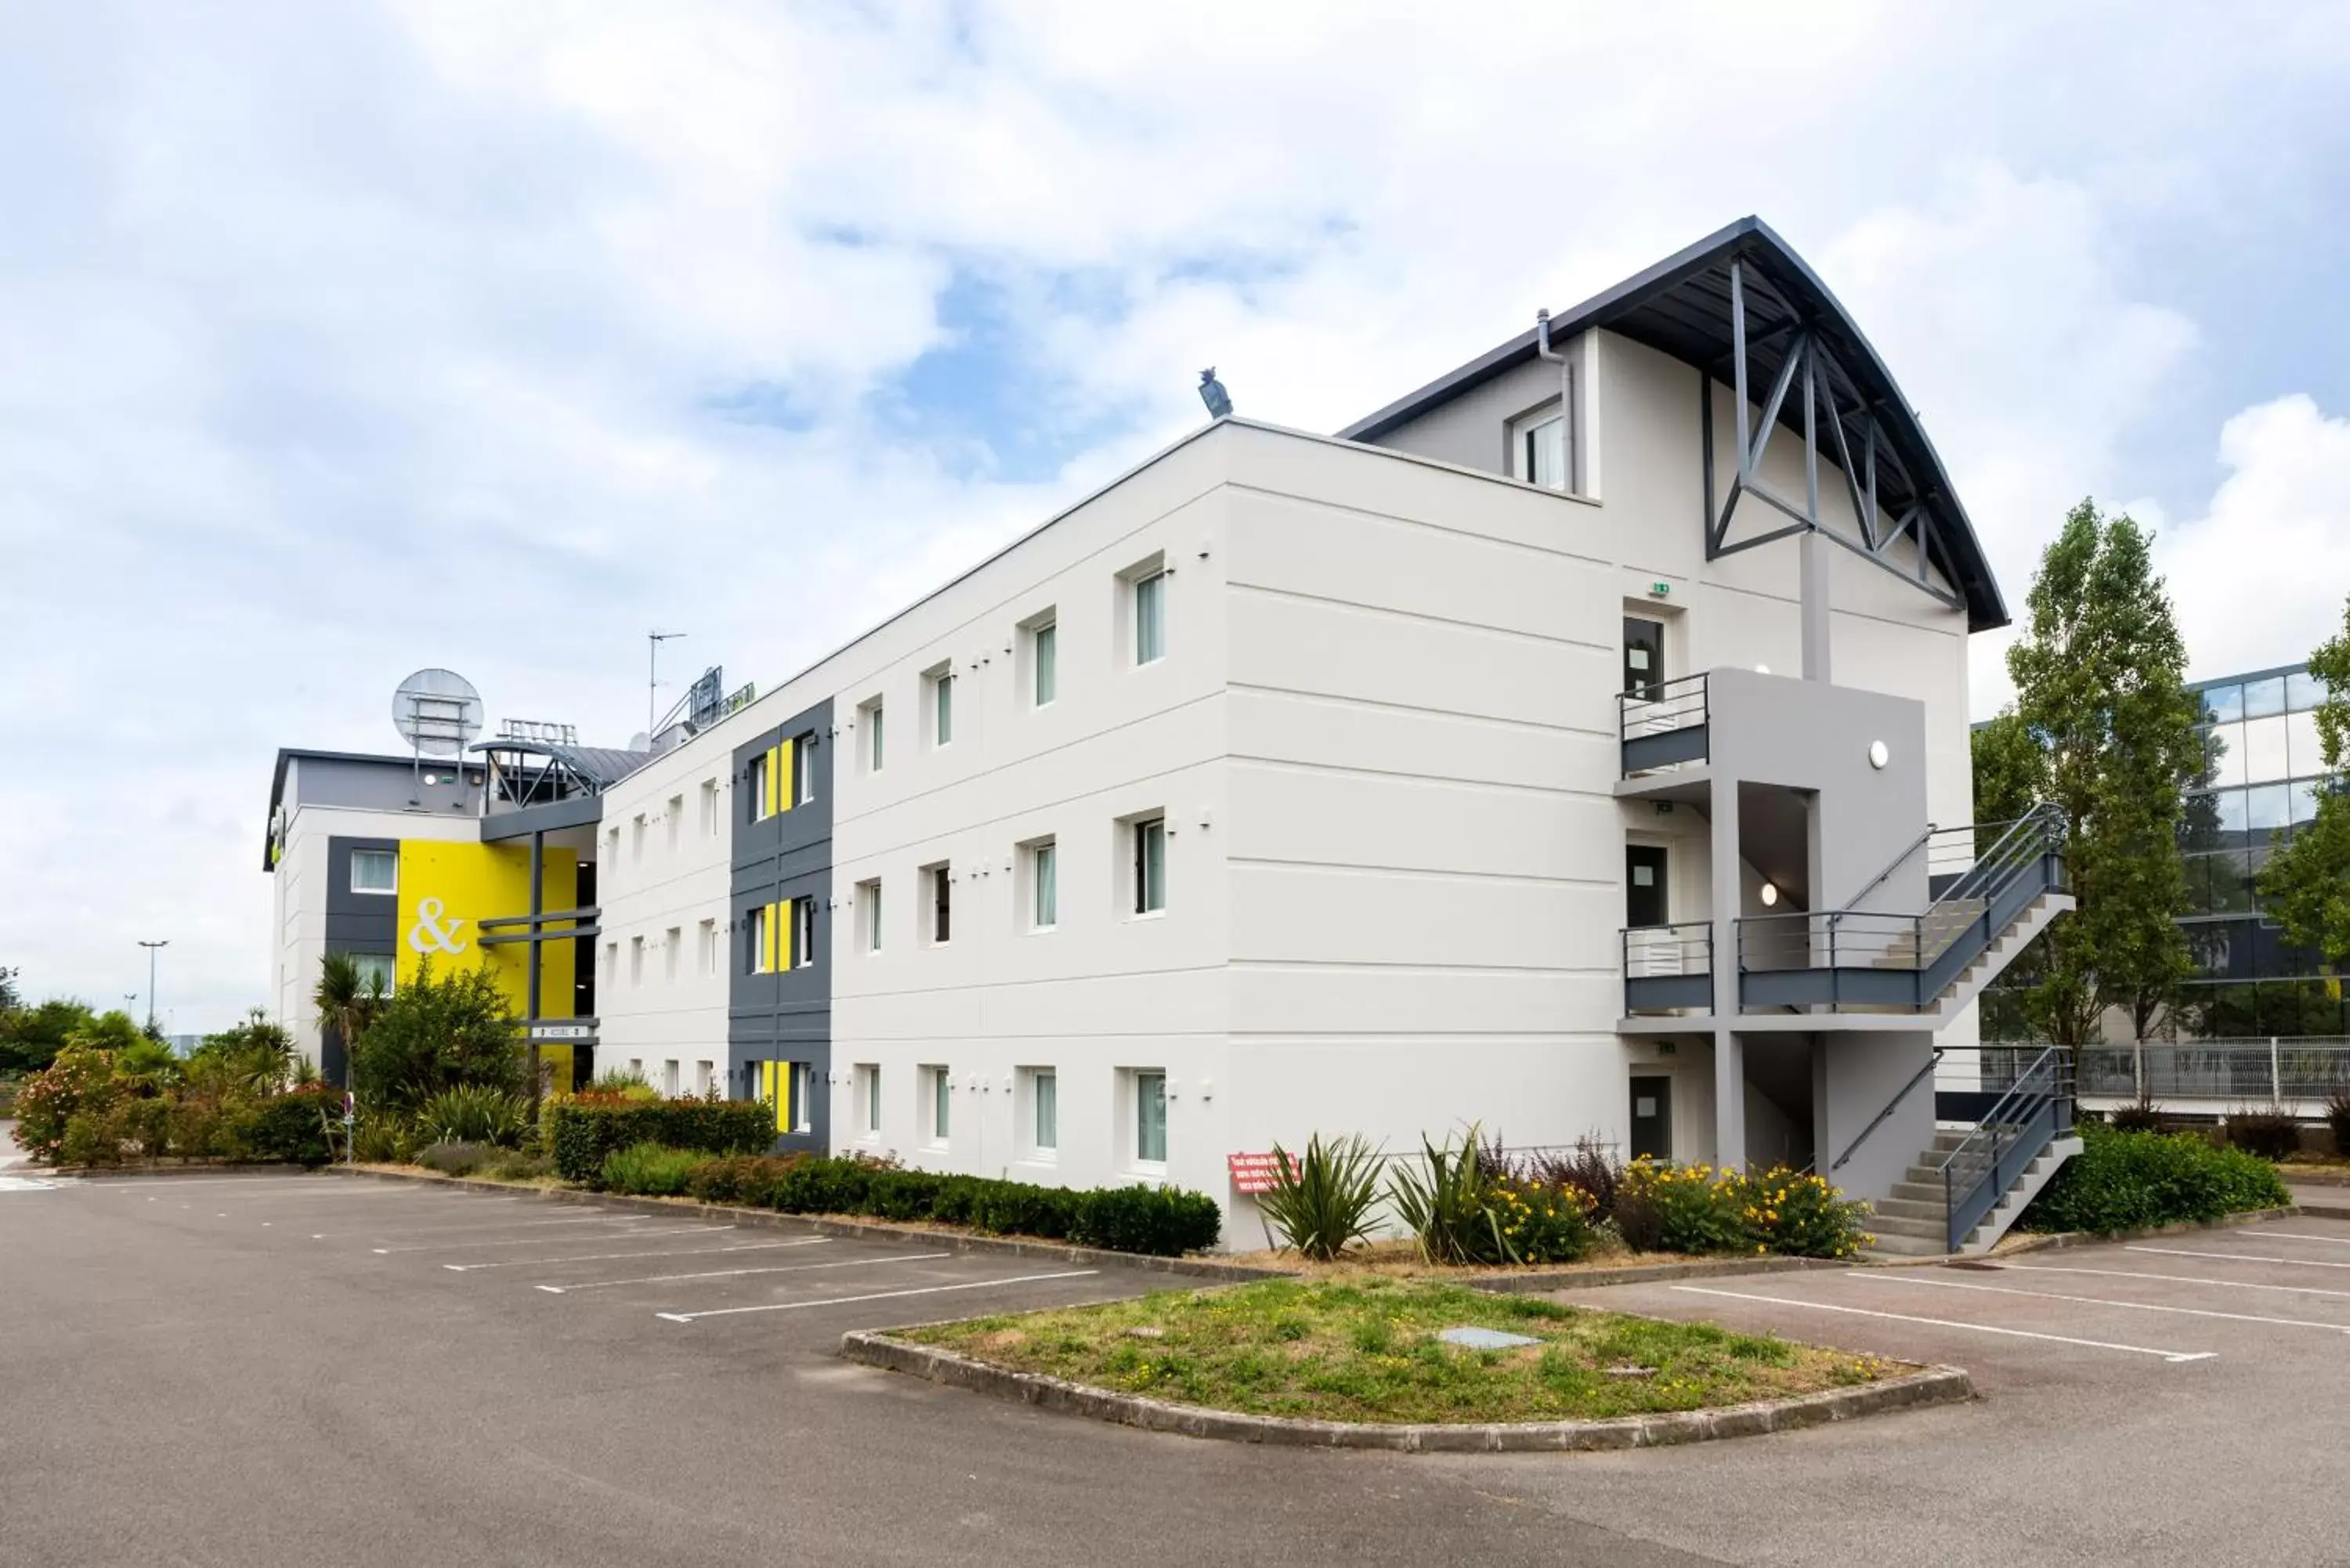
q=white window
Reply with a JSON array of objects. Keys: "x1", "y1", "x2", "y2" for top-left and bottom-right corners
[
  {"x1": 695, "y1": 1060, "x2": 714, "y2": 1097},
  {"x1": 667, "y1": 795, "x2": 683, "y2": 852},
  {"x1": 855, "y1": 1063, "x2": 880, "y2": 1137},
  {"x1": 791, "y1": 1064, "x2": 815, "y2": 1133},
  {"x1": 632, "y1": 814, "x2": 647, "y2": 863},
  {"x1": 1133, "y1": 570, "x2": 1166, "y2": 665},
  {"x1": 794, "y1": 733, "x2": 817, "y2": 806},
  {"x1": 747, "y1": 905, "x2": 771, "y2": 974},
  {"x1": 1131, "y1": 815, "x2": 1166, "y2": 915},
  {"x1": 603, "y1": 941, "x2": 619, "y2": 989},
  {"x1": 1513, "y1": 406, "x2": 1569, "y2": 490},
  {"x1": 860, "y1": 698, "x2": 885, "y2": 773},
  {"x1": 700, "y1": 778, "x2": 720, "y2": 837},
  {"x1": 349, "y1": 849, "x2": 397, "y2": 895},
  {"x1": 349, "y1": 952, "x2": 396, "y2": 994},
  {"x1": 606, "y1": 825, "x2": 620, "y2": 862},
  {"x1": 664, "y1": 927, "x2": 682, "y2": 983},
  {"x1": 662, "y1": 1060, "x2": 679, "y2": 1098},
  {"x1": 924, "y1": 663, "x2": 955, "y2": 749},
  {"x1": 858, "y1": 879, "x2": 883, "y2": 953},
  {"x1": 924, "y1": 1064, "x2": 950, "y2": 1145},
  {"x1": 747, "y1": 751, "x2": 770, "y2": 819},
  {"x1": 1023, "y1": 611, "x2": 1058, "y2": 708},
  {"x1": 698, "y1": 919, "x2": 718, "y2": 977},
  {"x1": 795, "y1": 897, "x2": 816, "y2": 969},
  {"x1": 925, "y1": 862, "x2": 951, "y2": 945},
  {"x1": 1023, "y1": 1067, "x2": 1058, "y2": 1157},
  {"x1": 630, "y1": 936, "x2": 645, "y2": 988},
  {"x1": 1027, "y1": 838, "x2": 1058, "y2": 930},
  {"x1": 1128, "y1": 1068, "x2": 1167, "y2": 1168}
]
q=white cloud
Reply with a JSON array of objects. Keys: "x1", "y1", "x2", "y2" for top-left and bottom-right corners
[{"x1": 0, "y1": 2, "x2": 2341, "y2": 1028}]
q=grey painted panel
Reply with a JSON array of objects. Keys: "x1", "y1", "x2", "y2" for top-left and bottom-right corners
[
  {"x1": 1622, "y1": 724, "x2": 1709, "y2": 774},
  {"x1": 1625, "y1": 974, "x2": 1712, "y2": 1011},
  {"x1": 1741, "y1": 968, "x2": 1921, "y2": 1010},
  {"x1": 479, "y1": 794, "x2": 603, "y2": 841},
  {"x1": 727, "y1": 697, "x2": 834, "y2": 1156}
]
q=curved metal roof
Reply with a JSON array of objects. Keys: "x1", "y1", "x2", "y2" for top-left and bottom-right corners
[{"x1": 1338, "y1": 215, "x2": 2007, "y2": 632}]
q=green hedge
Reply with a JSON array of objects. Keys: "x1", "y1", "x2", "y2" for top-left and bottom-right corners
[
  {"x1": 2019, "y1": 1120, "x2": 2290, "y2": 1234},
  {"x1": 544, "y1": 1098, "x2": 776, "y2": 1184},
  {"x1": 624, "y1": 1152, "x2": 1220, "y2": 1257}
]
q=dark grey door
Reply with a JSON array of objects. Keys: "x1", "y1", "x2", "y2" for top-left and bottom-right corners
[
  {"x1": 1629, "y1": 1076, "x2": 1672, "y2": 1162},
  {"x1": 1626, "y1": 844, "x2": 1668, "y2": 928},
  {"x1": 1623, "y1": 616, "x2": 1665, "y2": 698}
]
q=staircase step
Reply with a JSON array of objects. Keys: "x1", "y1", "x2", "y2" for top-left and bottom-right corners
[
  {"x1": 1865, "y1": 1232, "x2": 1951, "y2": 1258},
  {"x1": 1866, "y1": 1212, "x2": 1947, "y2": 1241},
  {"x1": 1872, "y1": 1197, "x2": 1945, "y2": 1222},
  {"x1": 1890, "y1": 1179, "x2": 1945, "y2": 1202}
]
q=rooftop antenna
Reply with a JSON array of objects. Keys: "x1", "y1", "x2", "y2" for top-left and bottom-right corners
[
  {"x1": 392, "y1": 667, "x2": 483, "y2": 806},
  {"x1": 1198, "y1": 367, "x2": 1231, "y2": 419},
  {"x1": 648, "y1": 630, "x2": 687, "y2": 739}
]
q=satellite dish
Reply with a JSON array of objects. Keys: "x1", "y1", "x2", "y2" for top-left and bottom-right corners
[
  {"x1": 392, "y1": 669, "x2": 484, "y2": 758},
  {"x1": 626, "y1": 732, "x2": 651, "y2": 753}
]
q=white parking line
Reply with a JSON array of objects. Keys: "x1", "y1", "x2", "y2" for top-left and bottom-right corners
[
  {"x1": 2249, "y1": 1232, "x2": 2350, "y2": 1247},
  {"x1": 443, "y1": 1237, "x2": 808, "y2": 1272},
  {"x1": 1668, "y1": 1285, "x2": 2217, "y2": 1363},
  {"x1": 536, "y1": 1250, "x2": 953, "y2": 1292},
  {"x1": 363, "y1": 1215, "x2": 652, "y2": 1241},
  {"x1": 655, "y1": 1268, "x2": 1101, "y2": 1323},
  {"x1": 2000, "y1": 1263, "x2": 2350, "y2": 1301},
  {"x1": 374, "y1": 1224, "x2": 725, "y2": 1255},
  {"x1": 2128, "y1": 1245, "x2": 2350, "y2": 1271},
  {"x1": 1853, "y1": 1270, "x2": 2350, "y2": 1334}
]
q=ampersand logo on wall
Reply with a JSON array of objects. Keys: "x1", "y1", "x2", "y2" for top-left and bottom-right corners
[{"x1": 407, "y1": 897, "x2": 468, "y2": 956}]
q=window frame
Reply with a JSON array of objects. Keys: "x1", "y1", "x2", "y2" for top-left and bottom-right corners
[
  {"x1": 924, "y1": 1064, "x2": 952, "y2": 1146},
  {"x1": 859, "y1": 698, "x2": 885, "y2": 774},
  {"x1": 794, "y1": 732, "x2": 818, "y2": 806},
  {"x1": 1130, "y1": 1068, "x2": 1167, "y2": 1170},
  {"x1": 1133, "y1": 569, "x2": 1166, "y2": 666},
  {"x1": 857, "y1": 878, "x2": 883, "y2": 953},
  {"x1": 794, "y1": 896, "x2": 816, "y2": 969},
  {"x1": 349, "y1": 848, "x2": 397, "y2": 896},
  {"x1": 1132, "y1": 815, "x2": 1167, "y2": 916},
  {"x1": 925, "y1": 862, "x2": 952, "y2": 945},
  {"x1": 1022, "y1": 1066, "x2": 1058, "y2": 1159},
  {"x1": 856, "y1": 1064, "x2": 881, "y2": 1138},
  {"x1": 1026, "y1": 837, "x2": 1058, "y2": 932},
  {"x1": 747, "y1": 905, "x2": 771, "y2": 974},
  {"x1": 348, "y1": 952, "x2": 396, "y2": 994}
]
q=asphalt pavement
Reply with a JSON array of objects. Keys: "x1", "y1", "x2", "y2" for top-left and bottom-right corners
[{"x1": 2, "y1": 1162, "x2": 2345, "y2": 1567}]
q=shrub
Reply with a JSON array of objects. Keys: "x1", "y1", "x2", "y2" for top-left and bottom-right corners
[
  {"x1": 483, "y1": 1151, "x2": 555, "y2": 1182},
  {"x1": 2022, "y1": 1119, "x2": 2292, "y2": 1234},
  {"x1": 352, "y1": 1110, "x2": 414, "y2": 1164},
  {"x1": 2108, "y1": 1097, "x2": 2164, "y2": 1133},
  {"x1": 416, "y1": 1140, "x2": 498, "y2": 1177},
  {"x1": 2226, "y1": 1106, "x2": 2303, "y2": 1162},
  {"x1": 1258, "y1": 1134, "x2": 1385, "y2": 1261},
  {"x1": 1739, "y1": 1167, "x2": 1873, "y2": 1259},
  {"x1": 2329, "y1": 1084, "x2": 2350, "y2": 1158},
  {"x1": 601, "y1": 1142, "x2": 711, "y2": 1197},
  {"x1": 222, "y1": 1087, "x2": 335, "y2": 1165},
  {"x1": 349, "y1": 960, "x2": 523, "y2": 1114},
  {"x1": 1616, "y1": 1158, "x2": 1754, "y2": 1254},
  {"x1": 10, "y1": 1045, "x2": 125, "y2": 1163},
  {"x1": 1488, "y1": 1179, "x2": 1597, "y2": 1264},
  {"x1": 683, "y1": 1154, "x2": 806, "y2": 1207},
  {"x1": 1068, "y1": 1184, "x2": 1221, "y2": 1255},
  {"x1": 545, "y1": 1098, "x2": 776, "y2": 1184},
  {"x1": 1387, "y1": 1128, "x2": 1507, "y2": 1265},
  {"x1": 413, "y1": 1086, "x2": 529, "y2": 1149}
]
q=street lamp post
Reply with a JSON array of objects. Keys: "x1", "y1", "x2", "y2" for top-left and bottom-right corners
[{"x1": 137, "y1": 941, "x2": 168, "y2": 1036}]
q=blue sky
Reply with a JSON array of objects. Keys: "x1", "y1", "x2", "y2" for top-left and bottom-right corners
[{"x1": 4, "y1": 1, "x2": 2349, "y2": 1031}]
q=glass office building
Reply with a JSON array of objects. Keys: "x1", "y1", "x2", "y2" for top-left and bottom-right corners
[{"x1": 2175, "y1": 663, "x2": 2341, "y2": 1038}]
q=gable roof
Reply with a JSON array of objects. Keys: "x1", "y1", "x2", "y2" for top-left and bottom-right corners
[{"x1": 1337, "y1": 215, "x2": 2008, "y2": 632}]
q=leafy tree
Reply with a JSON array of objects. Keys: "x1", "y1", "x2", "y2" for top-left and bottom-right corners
[
  {"x1": 113, "y1": 1037, "x2": 183, "y2": 1091},
  {"x1": 313, "y1": 952, "x2": 389, "y2": 1089},
  {"x1": 2004, "y1": 500, "x2": 2201, "y2": 1044},
  {"x1": 0, "y1": 998, "x2": 98, "y2": 1075},
  {"x1": 349, "y1": 959, "x2": 522, "y2": 1112},
  {"x1": 0, "y1": 966, "x2": 20, "y2": 1015},
  {"x1": 1970, "y1": 711, "x2": 2048, "y2": 1040},
  {"x1": 2261, "y1": 597, "x2": 2350, "y2": 968}
]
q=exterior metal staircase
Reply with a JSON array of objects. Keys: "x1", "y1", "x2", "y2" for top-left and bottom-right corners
[
  {"x1": 1865, "y1": 1047, "x2": 2080, "y2": 1258},
  {"x1": 1734, "y1": 805, "x2": 2072, "y2": 1016}
]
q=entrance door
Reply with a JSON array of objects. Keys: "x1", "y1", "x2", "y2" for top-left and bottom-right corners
[
  {"x1": 1629, "y1": 1075, "x2": 1672, "y2": 1161},
  {"x1": 1623, "y1": 617, "x2": 1665, "y2": 699},
  {"x1": 1626, "y1": 844, "x2": 1668, "y2": 928}
]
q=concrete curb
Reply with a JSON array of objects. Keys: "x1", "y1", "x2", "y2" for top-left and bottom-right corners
[
  {"x1": 1465, "y1": 1255, "x2": 1852, "y2": 1293},
  {"x1": 1990, "y1": 1206, "x2": 2298, "y2": 1256},
  {"x1": 2294, "y1": 1202, "x2": 2350, "y2": 1222},
  {"x1": 324, "y1": 1165, "x2": 1292, "y2": 1284},
  {"x1": 837, "y1": 1331, "x2": 1973, "y2": 1451},
  {"x1": 48, "y1": 1162, "x2": 315, "y2": 1180}
]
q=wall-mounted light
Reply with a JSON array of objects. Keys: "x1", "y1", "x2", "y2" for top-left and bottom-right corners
[
  {"x1": 1754, "y1": 664, "x2": 1771, "y2": 675},
  {"x1": 1868, "y1": 740, "x2": 1891, "y2": 770},
  {"x1": 1759, "y1": 883, "x2": 1779, "y2": 908}
]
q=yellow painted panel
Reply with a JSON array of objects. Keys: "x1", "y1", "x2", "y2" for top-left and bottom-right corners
[
  {"x1": 776, "y1": 737, "x2": 795, "y2": 815},
  {"x1": 536, "y1": 1042, "x2": 574, "y2": 1096},
  {"x1": 777, "y1": 1062, "x2": 792, "y2": 1133},
  {"x1": 393, "y1": 842, "x2": 579, "y2": 1021},
  {"x1": 780, "y1": 897, "x2": 795, "y2": 971}
]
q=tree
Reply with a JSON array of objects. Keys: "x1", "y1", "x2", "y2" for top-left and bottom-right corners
[
  {"x1": 184, "y1": 1010, "x2": 297, "y2": 1097},
  {"x1": 0, "y1": 966, "x2": 20, "y2": 1016},
  {"x1": 2260, "y1": 596, "x2": 2350, "y2": 968},
  {"x1": 2004, "y1": 500, "x2": 2201, "y2": 1044},
  {"x1": 348, "y1": 959, "x2": 522, "y2": 1112},
  {"x1": 0, "y1": 998, "x2": 97, "y2": 1076},
  {"x1": 1970, "y1": 711, "x2": 2048, "y2": 1041},
  {"x1": 313, "y1": 952, "x2": 389, "y2": 1089}
]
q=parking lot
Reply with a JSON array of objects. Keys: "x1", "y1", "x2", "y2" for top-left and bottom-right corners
[{"x1": 5, "y1": 1172, "x2": 2350, "y2": 1568}]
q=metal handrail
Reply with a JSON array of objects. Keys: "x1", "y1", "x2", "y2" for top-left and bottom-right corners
[
  {"x1": 1839, "y1": 822, "x2": 1941, "y2": 916},
  {"x1": 1932, "y1": 1044, "x2": 2073, "y2": 1251},
  {"x1": 1620, "y1": 920, "x2": 1713, "y2": 974},
  {"x1": 1616, "y1": 672, "x2": 1708, "y2": 742},
  {"x1": 1831, "y1": 1047, "x2": 1944, "y2": 1172}
]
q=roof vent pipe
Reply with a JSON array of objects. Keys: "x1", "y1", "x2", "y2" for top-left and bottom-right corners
[{"x1": 1535, "y1": 309, "x2": 1573, "y2": 490}]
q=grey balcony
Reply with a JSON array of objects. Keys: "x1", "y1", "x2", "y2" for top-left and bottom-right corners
[{"x1": 1618, "y1": 673, "x2": 1708, "y2": 775}]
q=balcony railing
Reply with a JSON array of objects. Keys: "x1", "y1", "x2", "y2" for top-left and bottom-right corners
[
  {"x1": 1987, "y1": 1039, "x2": 2350, "y2": 1105},
  {"x1": 1622, "y1": 921, "x2": 1713, "y2": 1013},
  {"x1": 1618, "y1": 673, "x2": 1709, "y2": 775}
]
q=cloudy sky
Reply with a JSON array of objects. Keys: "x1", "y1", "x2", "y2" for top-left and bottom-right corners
[{"x1": 4, "y1": 2, "x2": 2348, "y2": 1033}]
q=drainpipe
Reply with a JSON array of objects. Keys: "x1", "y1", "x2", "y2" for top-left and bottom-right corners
[{"x1": 1535, "y1": 309, "x2": 1574, "y2": 491}]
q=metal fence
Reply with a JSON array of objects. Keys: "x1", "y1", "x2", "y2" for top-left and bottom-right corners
[{"x1": 1981, "y1": 1040, "x2": 2350, "y2": 1106}]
